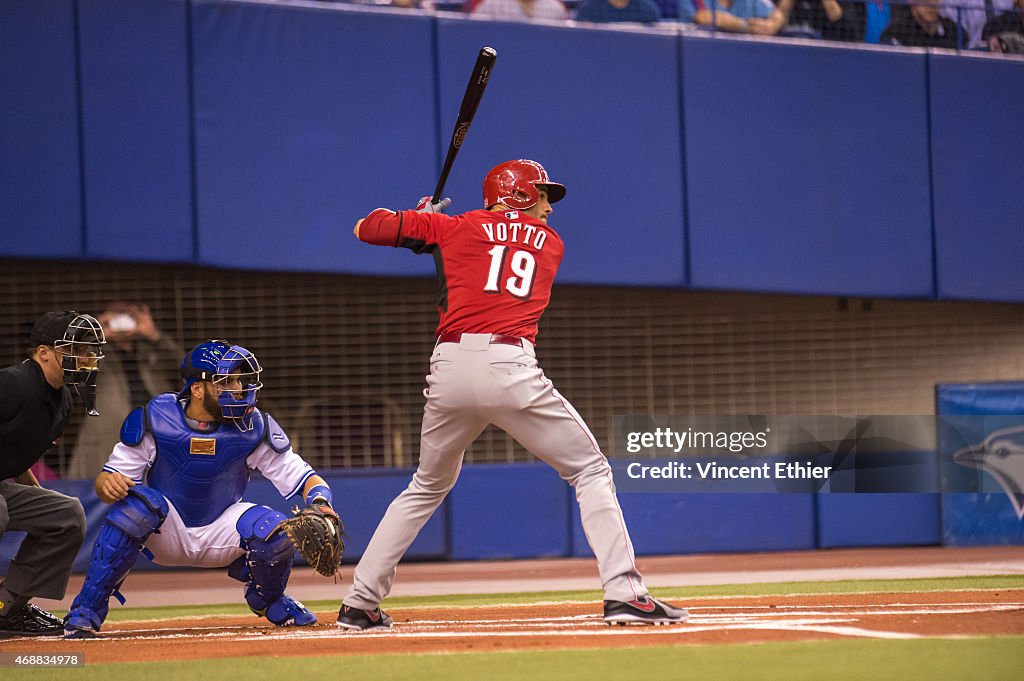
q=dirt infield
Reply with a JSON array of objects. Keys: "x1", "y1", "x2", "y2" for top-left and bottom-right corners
[{"x1": 4, "y1": 590, "x2": 1021, "y2": 663}]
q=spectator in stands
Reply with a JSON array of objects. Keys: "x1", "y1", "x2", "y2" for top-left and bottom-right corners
[
  {"x1": 781, "y1": 0, "x2": 867, "y2": 40},
  {"x1": 982, "y1": 0, "x2": 1024, "y2": 51},
  {"x1": 882, "y1": 0, "x2": 965, "y2": 46},
  {"x1": 575, "y1": 0, "x2": 662, "y2": 23},
  {"x1": 943, "y1": 0, "x2": 1014, "y2": 48},
  {"x1": 680, "y1": 0, "x2": 793, "y2": 34},
  {"x1": 470, "y1": 0, "x2": 569, "y2": 20},
  {"x1": 863, "y1": 0, "x2": 894, "y2": 42},
  {"x1": 66, "y1": 303, "x2": 181, "y2": 479}
]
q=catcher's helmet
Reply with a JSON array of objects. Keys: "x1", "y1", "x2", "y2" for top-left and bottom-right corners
[
  {"x1": 180, "y1": 340, "x2": 263, "y2": 431},
  {"x1": 483, "y1": 159, "x2": 566, "y2": 210},
  {"x1": 180, "y1": 339, "x2": 230, "y2": 388}
]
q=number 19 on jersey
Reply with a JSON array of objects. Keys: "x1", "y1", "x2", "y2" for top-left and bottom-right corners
[{"x1": 484, "y1": 246, "x2": 537, "y2": 299}]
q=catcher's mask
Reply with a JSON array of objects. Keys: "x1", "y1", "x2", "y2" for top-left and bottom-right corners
[
  {"x1": 31, "y1": 310, "x2": 106, "y2": 415},
  {"x1": 180, "y1": 340, "x2": 263, "y2": 431}
]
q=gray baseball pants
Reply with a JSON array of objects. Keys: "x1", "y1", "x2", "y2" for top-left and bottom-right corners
[
  {"x1": 0, "y1": 481, "x2": 86, "y2": 607},
  {"x1": 344, "y1": 333, "x2": 648, "y2": 609}
]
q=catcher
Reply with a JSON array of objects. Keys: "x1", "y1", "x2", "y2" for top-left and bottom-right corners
[{"x1": 64, "y1": 340, "x2": 344, "y2": 638}]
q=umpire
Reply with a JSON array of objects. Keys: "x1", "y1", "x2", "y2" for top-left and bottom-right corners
[{"x1": 0, "y1": 311, "x2": 105, "y2": 637}]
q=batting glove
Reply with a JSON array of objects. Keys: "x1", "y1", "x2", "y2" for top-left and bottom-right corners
[{"x1": 415, "y1": 196, "x2": 452, "y2": 214}]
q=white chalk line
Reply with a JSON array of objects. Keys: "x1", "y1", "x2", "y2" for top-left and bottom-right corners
[
  {"x1": 700, "y1": 601, "x2": 1022, "y2": 610},
  {"x1": 752, "y1": 625, "x2": 921, "y2": 640},
  {"x1": 408, "y1": 604, "x2": 1023, "y2": 625}
]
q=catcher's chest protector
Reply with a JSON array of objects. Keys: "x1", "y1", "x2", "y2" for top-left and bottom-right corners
[{"x1": 145, "y1": 394, "x2": 263, "y2": 527}]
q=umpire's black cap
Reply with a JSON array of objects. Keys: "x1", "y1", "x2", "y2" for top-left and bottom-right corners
[{"x1": 29, "y1": 310, "x2": 79, "y2": 346}]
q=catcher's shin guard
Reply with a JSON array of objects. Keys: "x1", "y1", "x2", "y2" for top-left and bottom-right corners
[
  {"x1": 233, "y1": 506, "x2": 316, "y2": 626},
  {"x1": 64, "y1": 487, "x2": 168, "y2": 638}
]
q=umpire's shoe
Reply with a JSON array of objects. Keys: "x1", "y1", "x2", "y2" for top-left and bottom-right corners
[
  {"x1": 603, "y1": 596, "x2": 689, "y2": 626},
  {"x1": 0, "y1": 604, "x2": 65, "y2": 638},
  {"x1": 336, "y1": 604, "x2": 393, "y2": 632}
]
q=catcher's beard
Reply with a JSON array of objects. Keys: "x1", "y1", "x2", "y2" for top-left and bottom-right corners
[{"x1": 201, "y1": 387, "x2": 223, "y2": 421}]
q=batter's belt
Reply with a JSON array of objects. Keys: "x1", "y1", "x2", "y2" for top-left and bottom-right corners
[{"x1": 436, "y1": 332, "x2": 525, "y2": 347}]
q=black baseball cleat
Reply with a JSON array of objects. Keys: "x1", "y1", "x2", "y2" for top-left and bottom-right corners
[
  {"x1": 0, "y1": 604, "x2": 65, "y2": 638},
  {"x1": 603, "y1": 596, "x2": 689, "y2": 626},
  {"x1": 336, "y1": 604, "x2": 393, "y2": 632}
]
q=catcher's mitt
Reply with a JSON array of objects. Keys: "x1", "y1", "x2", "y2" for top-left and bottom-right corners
[{"x1": 277, "y1": 502, "x2": 345, "y2": 577}]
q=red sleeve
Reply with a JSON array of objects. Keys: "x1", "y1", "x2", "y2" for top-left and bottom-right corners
[
  {"x1": 358, "y1": 208, "x2": 457, "y2": 249},
  {"x1": 395, "y1": 210, "x2": 456, "y2": 248},
  {"x1": 357, "y1": 208, "x2": 403, "y2": 247}
]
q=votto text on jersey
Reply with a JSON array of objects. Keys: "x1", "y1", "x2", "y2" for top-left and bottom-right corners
[{"x1": 480, "y1": 217, "x2": 548, "y2": 249}]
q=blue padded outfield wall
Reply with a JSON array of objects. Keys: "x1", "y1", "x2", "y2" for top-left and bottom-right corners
[
  {"x1": 1, "y1": 0, "x2": 1023, "y2": 300},
  {"x1": 191, "y1": 1, "x2": 439, "y2": 276},
  {"x1": 0, "y1": 0, "x2": 82, "y2": 259},
  {"x1": 77, "y1": 0, "x2": 194, "y2": 262},
  {"x1": 0, "y1": 463, "x2": 948, "y2": 573},
  {"x1": 683, "y1": 40, "x2": 934, "y2": 298},
  {"x1": 929, "y1": 56, "x2": 1024, "y2": 303}
]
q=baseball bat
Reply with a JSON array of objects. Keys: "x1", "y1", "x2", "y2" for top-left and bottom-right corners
[{"x1": 431, "y1": 47, "x2": 498, "y2": 204}]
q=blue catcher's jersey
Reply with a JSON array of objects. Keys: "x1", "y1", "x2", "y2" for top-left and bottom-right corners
[{"x1": 143, "y1": 393, "x2": 265, "y2": 527}]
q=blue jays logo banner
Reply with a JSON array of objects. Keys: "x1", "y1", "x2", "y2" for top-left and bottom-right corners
[
  {"x1": 937, "y1": 383, "x2": 1024, "y2": 545},
  {"x1": 953, "y1": 426, "x2": 1024, "y2": 520}
]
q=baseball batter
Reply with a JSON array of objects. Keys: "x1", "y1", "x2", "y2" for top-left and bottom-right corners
[
  {"x1": 64, "y1": 340, "x2": 340, "y2": 638},
  {"x1": 337, "y1": 160, "x2": 688, "y2": 630}
]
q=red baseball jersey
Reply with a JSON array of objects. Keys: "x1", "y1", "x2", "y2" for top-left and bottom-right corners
[{"x1": 358, "y1": 208, "x2": 564, "y2": 344}]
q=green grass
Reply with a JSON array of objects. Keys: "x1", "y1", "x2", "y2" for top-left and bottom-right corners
[
  {"x1": 87, "y1": 574, "x2": 1023, "y2": 623},
  {"x1": 9, "y1": 637, "x2": 1024, "y2": 681}
]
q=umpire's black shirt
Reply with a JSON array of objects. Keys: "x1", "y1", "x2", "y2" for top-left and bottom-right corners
[{"x1": 0, "y1": 360, "x2": 72, "y2": 480}]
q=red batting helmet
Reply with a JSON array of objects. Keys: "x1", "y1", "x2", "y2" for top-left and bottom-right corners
[{"x1": 482, "y1": 160, "x2": 566, "y2": 210}]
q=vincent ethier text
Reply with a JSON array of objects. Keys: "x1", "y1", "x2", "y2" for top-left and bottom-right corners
[{"x1": 626, "y1": 461, "x2": 832, "y2": 480}]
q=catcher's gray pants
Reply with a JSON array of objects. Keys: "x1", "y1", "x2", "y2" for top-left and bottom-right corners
[
  {"x1": 0, "y1": 481, "x2": 86, "y2": 604},
  {"x1": 345, "y1": 334, "x2": 648, "y2": 609}
]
